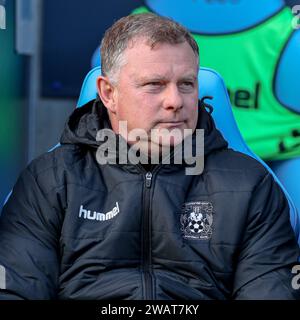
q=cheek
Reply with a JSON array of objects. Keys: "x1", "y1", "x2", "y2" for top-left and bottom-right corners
[
  {"x1": 185, "y1": 96, "x2": 199, "y2": 114},
  {"x1": 116, "y1": 92, "x2": 141, "y2": 118},
  {"x1": 121, "y1": 98, "x2": 157, "y2": 131},
  {"x1": 135, "y1": 94, "x2": 161, "y2": 117},
  {"x1": 185, "y1": 99, "x2": 199, "y2": 128}
]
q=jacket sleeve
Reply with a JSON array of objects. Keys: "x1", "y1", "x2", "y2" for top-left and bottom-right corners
[
  {"x1": 233, "y1": 172, "x2": 300, "y2": 300},
  {"x1": 0, "y1": 168, "x2": 61, "y2": 299}
]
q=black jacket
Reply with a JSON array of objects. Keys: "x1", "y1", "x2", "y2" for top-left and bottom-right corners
[{"x1": 0, "y1": 98, "x2": 299, "y2": 300}]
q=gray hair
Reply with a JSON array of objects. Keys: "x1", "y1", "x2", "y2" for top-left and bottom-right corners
[{"x1": 100, "y1": 13, "x2": 199, "y2": 83}]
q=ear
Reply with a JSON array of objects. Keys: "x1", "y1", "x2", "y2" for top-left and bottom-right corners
[{"x1": 96, "y1": 75, "x2": 117, "y2": 113}]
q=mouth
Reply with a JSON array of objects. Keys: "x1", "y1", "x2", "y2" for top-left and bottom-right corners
[{"x1": 157, "y1": 121, "x2": 186, "y2": 128}]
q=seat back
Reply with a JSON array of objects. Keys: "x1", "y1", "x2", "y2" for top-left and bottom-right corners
[{"x1": 76, "y1": 66, "x2": 299, "y2": 243}]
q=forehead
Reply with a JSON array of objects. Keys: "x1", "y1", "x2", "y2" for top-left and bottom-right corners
[{"x1": 120, "y1": 39, "x2": 199, "y2": 77}]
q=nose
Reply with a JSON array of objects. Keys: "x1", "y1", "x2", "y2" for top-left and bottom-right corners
[{"x1": 162, "y1": 84, "x2": 183, "y2": 112}]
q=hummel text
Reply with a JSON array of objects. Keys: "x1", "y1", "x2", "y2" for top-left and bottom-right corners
[{"x1": 79, "y1": 202, "x2": 119, "y2": 221}]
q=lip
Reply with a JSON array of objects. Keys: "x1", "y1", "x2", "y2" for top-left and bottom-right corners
[
  {"x1": 157, "y1": 121, "x2": 185, "y2": 128},
  {"x1": 159, "y1": 121, "x2": 185, "y2": 125}
]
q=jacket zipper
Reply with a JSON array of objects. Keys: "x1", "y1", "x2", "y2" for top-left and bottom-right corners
[{"x1": 142, "y1": 171, "x2": 153, "y2": 300}]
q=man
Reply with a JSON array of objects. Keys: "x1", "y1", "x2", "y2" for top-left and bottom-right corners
[{"x1": 0, "y1": 13, "x2": 299, "y2": 300}]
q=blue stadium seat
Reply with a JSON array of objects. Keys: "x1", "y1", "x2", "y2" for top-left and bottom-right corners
[{"x1": 76, "y1": 66, "x2": 300, "y2": 244}]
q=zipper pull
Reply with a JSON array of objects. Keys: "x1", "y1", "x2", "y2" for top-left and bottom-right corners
[{"x1": 145, "y1": 172, "x2": 152, "y2": 188}]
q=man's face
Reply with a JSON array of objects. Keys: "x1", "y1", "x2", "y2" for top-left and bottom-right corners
[{"x1": 106, "y1": 39, "x2": 199, "y2": 149}]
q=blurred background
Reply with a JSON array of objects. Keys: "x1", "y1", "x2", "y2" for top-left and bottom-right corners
[
  {"x1": 0, "y1": 0, "x2": 144, "y2": 205},
  {"x1": 0, "y1": 0, "x2": 299, "y2": 205}
]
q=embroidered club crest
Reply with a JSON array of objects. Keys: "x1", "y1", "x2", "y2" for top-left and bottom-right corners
[{"x1": 180, "y1": 201, "x2": 213, "y2": 240}]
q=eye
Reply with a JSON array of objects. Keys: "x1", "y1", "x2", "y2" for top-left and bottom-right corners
[
  {"x1": 145, "y1": 82, "x2": 163, "y2": 87},
  {"x1": 179, "y1": 81, "x2": 195, "y2": 92},
  {"x1": 143, "y1": 81, "x2": 165, "y2": 92},
  {"x1": 181, "y1": 81, "x2": 194, "y2": 87}
]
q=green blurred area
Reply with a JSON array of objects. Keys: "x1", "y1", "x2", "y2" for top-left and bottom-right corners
[{"x1": 0, "y1": 0, "x2": 26, "y2": 205}]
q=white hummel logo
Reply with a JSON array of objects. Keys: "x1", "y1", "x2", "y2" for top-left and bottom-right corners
[{"x1": 79, "y1": 202, "x2": 120, "y2": 221}]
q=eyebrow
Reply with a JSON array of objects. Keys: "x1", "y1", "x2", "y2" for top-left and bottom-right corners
[
  {"x1": 134, "y1": 74, "x2": 197, "y2": 85},
  {"x1": 179, "y1": 75, "x2": 198, "y2": 82},
  {"x1": 135, "y1": 74, "x2": 167, "y2": 84}
]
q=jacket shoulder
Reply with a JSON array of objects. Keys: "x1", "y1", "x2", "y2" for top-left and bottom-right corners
[
  {"x1": 26, "y1": 144, "x2": 89, "y2": 196},
  {"x1": 205, "y1": 148, "x2": 271, "y2": 191}
]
